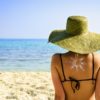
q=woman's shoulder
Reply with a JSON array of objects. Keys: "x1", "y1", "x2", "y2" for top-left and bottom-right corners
[
  {"x1": 52, "y1": 53, "x2": 61, "y2": 61},
  {"x1": 94, "y1": 52, "x2": 100, "y2": 61},
  {"x1": 93, "y1": 52, "x2": 100, "y2": 67},
  {"x1": 52, "y1": 52, "x2": 67, "y2": 59},
  {"x1": 51, "y1": 53, "x2": 63, "y2": 66},
  {"x1": 94, "y1": 52, "x2": 100, "y2": 56}
]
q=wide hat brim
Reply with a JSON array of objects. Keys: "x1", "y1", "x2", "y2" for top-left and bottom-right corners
[{"x1": 48, "y1": 30, "x2": 100, "y2": 54}]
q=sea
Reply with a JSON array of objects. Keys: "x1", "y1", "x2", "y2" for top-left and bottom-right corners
[{"x1": 0, "y1": 39, "x2": 66, "y2": 71}]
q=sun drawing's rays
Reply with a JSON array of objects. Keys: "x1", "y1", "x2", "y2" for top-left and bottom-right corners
[{"x1": 67, "y1": 57, "x2": 86, "y2": 71}]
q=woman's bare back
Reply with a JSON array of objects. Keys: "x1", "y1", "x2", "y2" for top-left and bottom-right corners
[{"x1": 51, "y1": 52, "x2": 100, "y2": 100}]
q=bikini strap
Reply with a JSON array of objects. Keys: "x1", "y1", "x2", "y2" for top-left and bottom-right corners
[
  {"x1": 60, "y1": 54, "x2": 66, "y2": 81},
  {"x1": 92, "y1": 53, "x2": 95, "y2": 83}
]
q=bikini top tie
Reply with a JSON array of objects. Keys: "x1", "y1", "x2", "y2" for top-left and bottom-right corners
[{"x1": 69, "y1": 77, "x2": 80, "y2": 93}]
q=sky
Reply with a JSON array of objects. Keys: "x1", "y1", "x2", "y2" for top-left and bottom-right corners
[{"x1": 0, "y1": 0, "x2": 100, "y2": 39}]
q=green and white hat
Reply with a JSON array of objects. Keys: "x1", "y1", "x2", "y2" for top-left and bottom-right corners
[{"x1": 48, "y1": 16, "x2": 100, "y2": 54}]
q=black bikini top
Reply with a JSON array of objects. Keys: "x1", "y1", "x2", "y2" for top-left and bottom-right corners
[{"x1": 60, "y1": 53, "x2": 96, "y2": 93}]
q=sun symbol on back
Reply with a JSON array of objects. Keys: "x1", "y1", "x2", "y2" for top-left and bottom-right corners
[{"x1": 67, "y1": 57, "x2": 86, "y2": 71}]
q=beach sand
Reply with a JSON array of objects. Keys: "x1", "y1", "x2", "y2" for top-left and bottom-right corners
[{"x1": 0, "y1": 72, "x2": 54, "y2": 100}]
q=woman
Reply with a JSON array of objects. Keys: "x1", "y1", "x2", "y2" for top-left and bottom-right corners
[{"x1": 48, "y1": 16, "x2": 100, "y2": 100}]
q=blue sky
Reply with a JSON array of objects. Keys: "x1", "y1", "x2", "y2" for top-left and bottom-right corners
[{"x1": 0, "y1": 0, "x2": 100, "y2": 39}]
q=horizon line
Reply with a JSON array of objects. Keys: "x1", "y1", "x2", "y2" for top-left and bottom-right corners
[{"x1": 0, "y1": 38, "x2": 48, "y2": 39}]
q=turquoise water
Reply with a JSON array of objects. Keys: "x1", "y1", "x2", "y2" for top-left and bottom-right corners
[{"x1": 0, "y1": 39, "x2": 66, "y2": 71}]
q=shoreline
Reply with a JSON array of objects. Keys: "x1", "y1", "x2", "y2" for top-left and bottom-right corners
[{"x1": 0, "y1": 72, "x2": 54, "y2": 100}]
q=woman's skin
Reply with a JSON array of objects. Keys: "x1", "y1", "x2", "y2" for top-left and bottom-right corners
[{"x1": 51, "y1": 51, "x2": 100, "y2": 100}]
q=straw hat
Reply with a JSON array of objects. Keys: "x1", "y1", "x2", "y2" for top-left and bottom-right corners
[{"x1": 48, "y1": 16, "x2": 100, "y2": 54}]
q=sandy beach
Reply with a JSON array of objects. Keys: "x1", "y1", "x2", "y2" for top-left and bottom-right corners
[{"x1": 0, "y1": 72, "x2": 54, "y2": 100}]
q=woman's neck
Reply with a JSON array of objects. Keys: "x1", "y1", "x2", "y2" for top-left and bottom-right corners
[{"x1": 68, "y1": 51, "x2": 88, "y2": 57}]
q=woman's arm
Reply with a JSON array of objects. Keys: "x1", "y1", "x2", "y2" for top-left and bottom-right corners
[
  {"x1": 95, "y1": 69, "x2": 100, "y2": 100},
  {"x1": 95, "y1": 53, "x2": 100, "y2": 100},
  {"x1": 51, "y1": 54, "x2": 65, "y2": 100}
]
